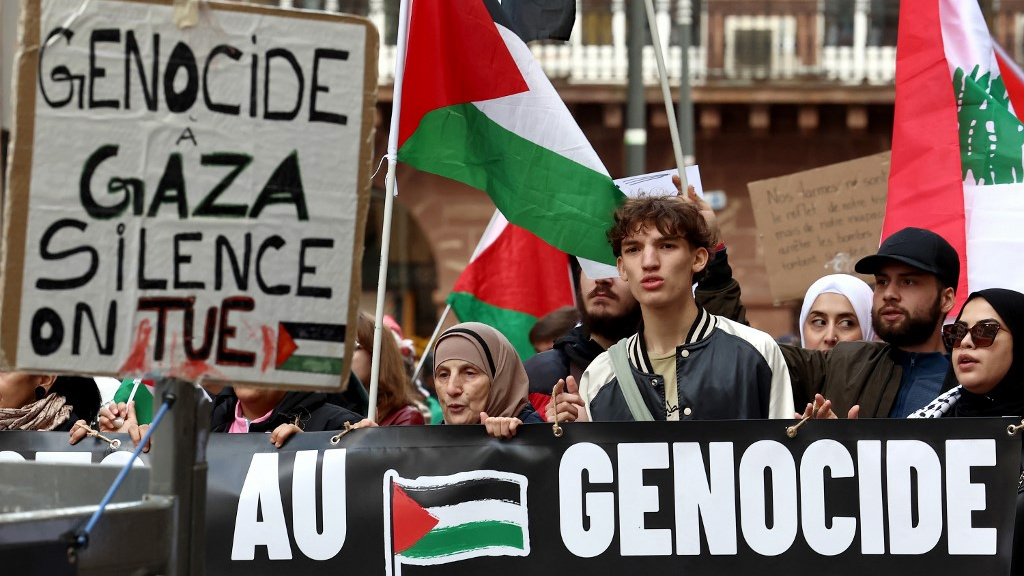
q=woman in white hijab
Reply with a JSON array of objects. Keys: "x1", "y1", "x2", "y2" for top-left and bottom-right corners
[{"x1": 799, "y1": 274, "x2": 876, "y2": 350}]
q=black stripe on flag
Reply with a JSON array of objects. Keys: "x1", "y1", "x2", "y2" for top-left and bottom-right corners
[
  {"x1": 402, "y1": 477, "x2": 522, "y2": 509},
  {"x1": 500, "y1": 0, "x2": 576, "y2": 43},
  {"x1": 483, "y1": 0, "x2": 515, "y2": 30},
  {"x1": 280, "y1": 322, "x2": 345, "y2": 342}
]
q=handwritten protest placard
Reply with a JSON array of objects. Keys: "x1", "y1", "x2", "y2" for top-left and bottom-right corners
[
  {"x1": 2, "y1": 0, "x2": 378, "y2": 388},
  {"x1": 747, "y1": 151, "x2": 890, "y2": 303}
]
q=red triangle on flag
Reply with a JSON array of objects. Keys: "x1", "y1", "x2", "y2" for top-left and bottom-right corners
[
  {"x1": 398, "y1": 0, "x2": 529, "y2": 148},
  {"x1": 391, "y1": 485, "x2": 439, "y2": 554},
  {"x1": 994, "y1": 40, "x2": 1024, "y2": 122},
  {"x1": 275, "y1": 324, "x2": 298, "y2": 368}
]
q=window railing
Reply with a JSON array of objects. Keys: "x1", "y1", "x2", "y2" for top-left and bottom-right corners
[{"x1": 272, "y1": 0, "x2": 949, "y2": 88}]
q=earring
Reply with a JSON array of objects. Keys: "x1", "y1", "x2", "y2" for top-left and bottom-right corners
[{"x1": 34, "y1": 385, "x2": 47, "y2": 400}]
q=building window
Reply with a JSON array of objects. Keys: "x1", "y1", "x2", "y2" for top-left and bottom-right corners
[
  {"x1": 384, "y1": 0, "x2": 400, "y2": 45},
  {"x1": 336, "y1": 0, "x2": 369, "y2": 15},
  {"x1": 868, "y1": 0, "x2": 899, "y2": 47},
  {"x1": 823, "y1": 0, "x2": 854, "y2": 47},
  {"x1": 581, "y1": 0, "x2": 613, "y2": 45}
]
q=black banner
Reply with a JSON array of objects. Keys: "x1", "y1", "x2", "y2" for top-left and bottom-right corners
[{"x1": 1, "y1": 418, "x2": 1020, "y2": 575}]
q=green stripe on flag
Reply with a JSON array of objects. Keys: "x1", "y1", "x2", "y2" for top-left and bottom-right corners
[
  {"x1": 399, "y1": 103, "x2": 623, "y2": 265},
  {"x1": 277, "y1": 355, "x2": 343, "y2": 375},
  {"x1": 447, "y1": 292, "x2": 539, "y2": 360},
  {"x1": 400, "y1": 521, "x2": 524, "y2": 560}
]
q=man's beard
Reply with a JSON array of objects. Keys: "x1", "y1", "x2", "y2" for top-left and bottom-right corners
[
  {"x1": 583, "y1": 303, "x2": 642, "y2": 343},
  {"x1": 872, "y1": 296, "x2": 943, "y2": 348}
]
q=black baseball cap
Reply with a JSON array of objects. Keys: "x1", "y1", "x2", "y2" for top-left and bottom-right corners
[{"x1": 854, "y1": 227, "x2": 960, "y2": 288}]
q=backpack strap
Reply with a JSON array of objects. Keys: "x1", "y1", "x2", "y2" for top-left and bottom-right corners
[{"x1": 607, "y1": 338, "x2": 654, "y2": 421}]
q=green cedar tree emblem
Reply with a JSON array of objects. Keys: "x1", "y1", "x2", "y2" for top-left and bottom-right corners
[{"x1": 954, "y1": 65, "x2": 1024, "y2": 184}]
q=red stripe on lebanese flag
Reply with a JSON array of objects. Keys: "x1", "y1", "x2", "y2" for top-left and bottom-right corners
[
  {"x1": 397, "y1": 0, "x2": 528, "y2": 147},
  {"x1": 993, "y1": 40, "x2": 1024, "y2": 121},
  {"x1": 884, "y1": 0, "x2": 969, "y2": 306}
]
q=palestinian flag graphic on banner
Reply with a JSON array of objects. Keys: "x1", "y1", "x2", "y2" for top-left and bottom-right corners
[
  {"x1": 888, "y1": 0, "x2": 1024, "y2": 309},
  {"x1": 383, "y1": 469, "x2": 530, "y2": 576},
  {"x1": 397, "y1": 0, "x2": 625, "y2": 278},
  {"x1": 275, "y1": 322, "x2": 345, "y2": 375},
  {"x1": 447, "y1": 212, "x2": 574, "y2": 361}
]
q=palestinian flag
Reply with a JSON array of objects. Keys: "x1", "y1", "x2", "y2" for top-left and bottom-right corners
[
  {"x1": 383, "y1": 469, "x2": 530, "y2": 576},
  {"x1": 275, "y1": 322, "x2": 345, "y2": 375},
  {"x1": 112, "y1": 378, "x2": 155, "y2": 424},
  {"x1": 397, "y1": 0, "x2": 624, "y2": 270},
  {"x1": 447, "y1": 212, "x2": 574, "y2": 361},
  {"x1": 887, "y1": 0, "x2": 1024, "y2": 309}
]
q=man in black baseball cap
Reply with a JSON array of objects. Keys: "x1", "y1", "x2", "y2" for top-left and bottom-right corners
[
  {"x1": 853, "y1": 227, "x2": 958, "y2": 359},
  {"x1": 783, "y1": 226, "x2": 959, "y2": 419},
  {"x1": 854, "y1": 227, "x2": 960, "y2": 294}
]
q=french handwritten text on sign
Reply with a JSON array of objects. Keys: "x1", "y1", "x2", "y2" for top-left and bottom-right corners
[
  {"x1": 747, "y1": 152, "x2": 890, "y2": 303},
  {"x1": 3, "y1": 0, "x2": 378, "y2": 388}
]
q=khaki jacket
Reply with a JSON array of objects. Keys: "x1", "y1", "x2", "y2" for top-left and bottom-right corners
[{"x1": 781, "y1": 341, "x2": 904, "y2": 418}]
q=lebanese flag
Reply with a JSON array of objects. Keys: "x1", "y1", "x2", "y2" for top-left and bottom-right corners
[
  {"x1": 887, "y1": 0, "x2": 1024, "y2": 310},
  {"x1": 397, "y1": 0, "x2": 624, "y2": 274},
  {"x1": 447, "y1": 212, "x2": 574, "y2": 360}
]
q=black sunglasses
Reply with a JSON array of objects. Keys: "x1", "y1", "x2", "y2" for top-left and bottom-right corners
[{"x1": 941, "y1": 321, "x2": 1003, "y2": 349}]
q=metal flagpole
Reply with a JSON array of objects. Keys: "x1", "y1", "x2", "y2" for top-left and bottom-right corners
[
  {"x1": 409, "y1": 304, "x2": 450, "y2": 387},
  {"x1": 643, "y1": 0, "x2": 689, "y2": 190},
  {"x1": 371, "y1": 0, "x2": 414, "y2": 422}
]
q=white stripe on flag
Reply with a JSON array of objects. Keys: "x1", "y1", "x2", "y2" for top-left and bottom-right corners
[
  {"x1": 940, "y1": 0, "x2": 998, "y2": 77},
  {"x1": 964, "y1": 183, "x2": 1024, "y2": 294},
  {"x1": 290, "y1": 339, "x2": 344, "y2": 359},
  {"x1": 426, "y1": 499, "x2": 528, "y2": 530},
  {"x1": 474, "y1": 25, "x2": 609, "y2": 176}
]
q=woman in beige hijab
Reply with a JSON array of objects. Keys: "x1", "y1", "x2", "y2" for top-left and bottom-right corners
[{"x1": 433, "y1": 322, "x2": 542, "y2": 438}]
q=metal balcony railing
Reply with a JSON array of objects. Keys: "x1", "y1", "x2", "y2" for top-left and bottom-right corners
[{"x1": 267, "y1": 0, "x2": 920, "y2": 87}]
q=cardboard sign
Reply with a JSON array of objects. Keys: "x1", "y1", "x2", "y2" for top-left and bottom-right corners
[
  {"x1": 747, "y1": 152, "x2": 890, "y2": 303},
  {"x1": 2, "y1": 0, "x2": 378, "y2": 388}
]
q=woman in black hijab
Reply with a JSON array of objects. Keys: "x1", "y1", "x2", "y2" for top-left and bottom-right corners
[
  {"x1": 912, "y1": 288, "x2": 1024, "y2": 418},
  {"x1": 912, "y1": 288, "x2": 1024, "y2": 576}
]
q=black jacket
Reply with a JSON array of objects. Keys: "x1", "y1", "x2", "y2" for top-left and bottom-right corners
[
  {"x1": 525, "y1": 248, "x2": 747, "y2": 403},
  {"x1": 525, "y1": 325, "x2": 604, "y2": 397},
  {"x1": 209, "y1": 388, "x2": 363, "y2": 433}
]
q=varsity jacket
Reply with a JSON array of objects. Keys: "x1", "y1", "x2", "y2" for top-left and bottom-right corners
[{"x1": 580, "y1": 307, "x2": 794, "y2": 421}]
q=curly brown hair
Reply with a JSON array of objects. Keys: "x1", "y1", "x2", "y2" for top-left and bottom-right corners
[{"x1": 607, "y1": 195, "x2": 714, "y2": 256}]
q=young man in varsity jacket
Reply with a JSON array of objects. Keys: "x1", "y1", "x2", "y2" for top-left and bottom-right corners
[{"x1": 553, "y1": 194, "x2": 794, "y2": 423}]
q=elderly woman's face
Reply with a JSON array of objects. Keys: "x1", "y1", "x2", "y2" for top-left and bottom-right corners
[
  {"x1": 435, "y1": 359, "x2": 491, "y2": 425},
  {"x1": 0, "y1": 372, "x2": 41, "y2": 409},
  {"x1": 952, "y1": 298, "x2": 1013, "y2": 396}
]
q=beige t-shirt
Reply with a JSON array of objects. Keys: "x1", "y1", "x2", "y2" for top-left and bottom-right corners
[{"x1": 648, "y1": 350, "x2": 679, "y2": 421}]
